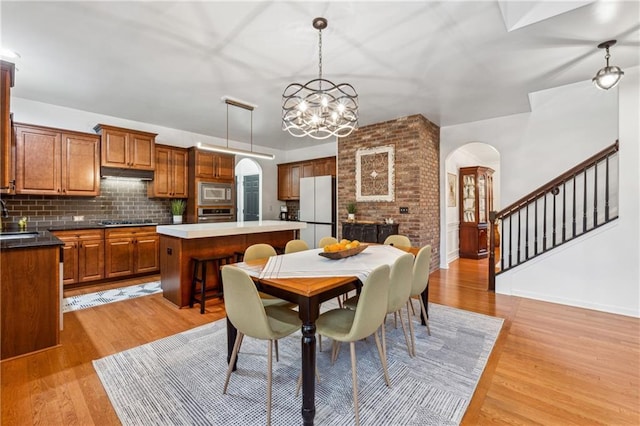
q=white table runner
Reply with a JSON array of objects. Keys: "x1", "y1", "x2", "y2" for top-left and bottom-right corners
[{"x1": 258, "y1": 245, "x2": 409, "y2": 282}]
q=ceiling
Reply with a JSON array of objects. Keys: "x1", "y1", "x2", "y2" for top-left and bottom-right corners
[{"x1": 1, "y1": 1, "x2": 638, "y2": 151}]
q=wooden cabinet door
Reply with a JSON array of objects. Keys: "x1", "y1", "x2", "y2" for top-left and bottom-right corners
[
  {"x1": 195, "y1": 151, "x2": 215, "y2": 178},
  {"x1": 15, "y1": 125, "x2": 61, "y2": 195},
  {"x1": 216, "y1": 154, "x2": 235, "y2": 180},
  {"x1": 105, "y1": 237, "x2": 135, "y2": 278},
  {"x1": 62, "y1": 133, "x2": 100, "y2": 196},
  {"x1": 171, "y1": 148, "x2": 189, "y2": 197},
  {"x1": 1, "y1": 61, "x2": 14, "y2": 194},
  {"x1": 78, "y1": 238, "x2": 105, "y2": 283},
  {"x1": 59, "y1": 240, "x2": 79, "y2": 285},
  {"x1": 277, "y1": 164, "x2": 290, "y2": 200},
  {"x1": 314, "y1": 157, "x2": 336, "y2": 176},
  {"x1": 290, "y1": 164, "x2": 301, "y2": 199},
  {"x1": 129, "y1": 132, "x2": 154, "y2": 170},
  {"x1": 302, "y1": 162, "x2": 315, "y2": 178},
  {"x1": 135, "y1": 235, "x2": 159, "y2": 273},
  {"x1": 101, "y1": 127, "x2": 129, "y2": 168},
  {"x1": 151, "y1": 146, "x2": 171, "y2": 197}
]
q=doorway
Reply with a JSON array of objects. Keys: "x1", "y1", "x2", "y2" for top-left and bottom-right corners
[
  {"x1": 235, "y1": 158, "x2": 262, "y2": 221},
  {"x1": 242, "y1": 175, "x2": 259, "y2": 221}
]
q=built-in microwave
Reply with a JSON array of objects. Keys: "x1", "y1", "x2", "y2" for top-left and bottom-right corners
[{"x1": 198, "y1": 181, "x2": 233, "y2": 206}]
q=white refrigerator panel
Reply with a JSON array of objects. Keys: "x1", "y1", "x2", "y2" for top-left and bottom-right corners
[
  {"x1": 314, "y1": 175, "x2": 333, "y2": 224},
  {"x1": 299, "y1": 177, "x2": 315, "y2": 222},
  {"x1": 314, "y1": 224, "x2": 333, "y2": 247},
  {"x1": 300, "y1": 225, "x2": 316, "y2": 248}
]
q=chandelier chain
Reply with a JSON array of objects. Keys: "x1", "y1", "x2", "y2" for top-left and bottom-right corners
[{"x1": 318, "y1": 27, "x2": 323, "y2": 81}]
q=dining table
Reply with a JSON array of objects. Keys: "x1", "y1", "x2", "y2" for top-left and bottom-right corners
[{"x1": 226, "y1": 244, "x2": 427, "y2": 426}]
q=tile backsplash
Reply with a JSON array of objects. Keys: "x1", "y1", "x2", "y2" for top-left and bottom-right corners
[{"x1": 1, "y1": 179, "x2": 173, "y2": 228}]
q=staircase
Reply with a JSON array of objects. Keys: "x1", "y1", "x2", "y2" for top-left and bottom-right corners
[{"x1": 488, "y1": 141, "x2": 619, "y2": 290}]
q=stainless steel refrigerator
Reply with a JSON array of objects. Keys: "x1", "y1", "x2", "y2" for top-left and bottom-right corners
[{"x1": 299, "y1": 175, "x2": 336, "y2": 248}]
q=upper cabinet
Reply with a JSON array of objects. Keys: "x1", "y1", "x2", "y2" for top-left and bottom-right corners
[
  {"x1": 277, "y1": 156, "x2": 336, "y2": 201},
  {"x1": 14, "y1": 123, "x2": 100, "y2": 196},
  {"x1": 189, "y1": 148, "x2": 234, "y2": 181},
  {"x1": 459, "y1": 166, "x2": 494, "y2": 259},
  {"x1": 93, "y1": 124, "x2": 156, "y2": 171},
  {"x1": 148, "y1": 144, "x2": 189, "y2": 198},
  {"x1": 1, "y1": 61, "x2": 15, "y2": 194}
]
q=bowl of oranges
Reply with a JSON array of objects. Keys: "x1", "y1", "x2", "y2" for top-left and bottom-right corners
[{"x1": 319, "y1": 239, "x2": 368, "y2": 259}]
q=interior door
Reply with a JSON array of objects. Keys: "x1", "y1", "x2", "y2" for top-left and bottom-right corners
[{"x1": 243, "y1": 174, "x2": 259, "y2": 221}]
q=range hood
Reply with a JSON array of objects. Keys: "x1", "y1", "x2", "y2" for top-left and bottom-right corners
[{"x1": 100, "y1": 166, "x2": 154, "y2": 180}]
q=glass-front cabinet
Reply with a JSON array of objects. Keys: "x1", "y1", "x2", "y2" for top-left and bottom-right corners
[{"x1": 459, "y1": 166, "x2": 494, "y2": 259}]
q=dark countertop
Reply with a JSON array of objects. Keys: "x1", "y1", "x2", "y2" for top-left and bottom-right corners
[{"x1": 0, "y1": 221, "x2": 168, "y2": 250}]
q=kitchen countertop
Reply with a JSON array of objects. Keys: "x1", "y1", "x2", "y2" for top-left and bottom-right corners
[{"x1": 156, "y1": 220, "x2": 307, "y2": 239}]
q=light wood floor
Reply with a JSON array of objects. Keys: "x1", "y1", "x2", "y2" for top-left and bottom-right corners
[{"x1": 1, "y1": 259, "x2": 638, "y2": 425}]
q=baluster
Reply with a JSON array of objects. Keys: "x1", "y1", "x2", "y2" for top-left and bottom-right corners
[
  {"x1": 543, "y1": 192, "x2": 547, "y2": 251},
  {"x1": 583, "y1": 170, "x2": 588, "y2": 233},
  {"x1": 552, "y1": 187, "x2": 557, "y2": 247},
  {"x1": 534, "y1": 197, "x2": 538, "y2": 256},
  {"x1": 562, "y1": 181, "x2": 566, "y2": 243},
  {"x1": 508, "y1": 214, "x2": 513, "y2": 269},
  {"x1": 572, "y1": 175, "x2": 577, "y2": 238},
  {"x1": 517, "y1": 209, "x2": 521, "y2": 264},
  {"x1": 593, "y1": 160, "x2": 598, "y2": 227},
  {"x1": 501, "y1": 216, "x2": 505, "y2": 272},
  {"x1": 605, "y1": 154, "x2": 610, "y2": 222},
  {"x1": 525, "y1": 202, "x2": 529, "y2": 260}
]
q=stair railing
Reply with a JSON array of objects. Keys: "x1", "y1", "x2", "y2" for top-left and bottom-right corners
[{"x1": 488, "y1": 141, "x2": 619, "y2": 291}]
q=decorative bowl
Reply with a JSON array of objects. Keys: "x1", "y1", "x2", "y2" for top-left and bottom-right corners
[{"x1": 319, "y1": 244, "x2": 368, "y2": 259}]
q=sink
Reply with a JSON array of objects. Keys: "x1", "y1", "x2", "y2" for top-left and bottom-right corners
[{"x1": 0, "y1": 232, "x2": 39, "y2": 240}]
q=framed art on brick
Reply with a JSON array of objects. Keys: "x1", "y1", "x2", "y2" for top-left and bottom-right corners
[{"x1": 355, "y1": 145, "x2": 395, "y2": 202}]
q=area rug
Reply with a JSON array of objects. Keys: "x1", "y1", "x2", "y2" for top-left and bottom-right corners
[
  {"x1": 93, "y1": 303, "x2": 503, "y2": 425},
  {"x1": 62, "y1": 281, "x2": 162, "y2": 313}
]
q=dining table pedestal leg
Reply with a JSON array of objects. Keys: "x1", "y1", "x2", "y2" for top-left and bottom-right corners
[{"x1": 301, "y1": 322, "x2": 316, "y2": 425}]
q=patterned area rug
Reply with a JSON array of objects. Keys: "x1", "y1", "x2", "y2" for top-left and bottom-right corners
[
  {"x1": 62, "y1": 281, "x2": 162, "y2": 313},
  {"x1": 93, "y1": 303, "x2": 503, "y2": 425}
]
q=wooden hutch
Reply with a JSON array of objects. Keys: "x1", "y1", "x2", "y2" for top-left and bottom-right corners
[{"x1": 459, "y1": 166, "x2": 494, "y2": 259}]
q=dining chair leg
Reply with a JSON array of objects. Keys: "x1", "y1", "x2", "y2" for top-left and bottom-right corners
[
  {"x1": 274, "y1": 340, "x2": 279, "y2": 362},
  {"x1": 409, "y1": 298, "x2": 416, "y2": 316},
  {"x1": 318, "y1": 334, "x2": 323, "y2": 352},
  {"x1": 373, "y1": 330, "x2": 391, "y2": 387},
  {"x1": 381, "y1": 322, "x2": 387, "y2": 362},
  {"x1": 397, "y1": 308, "x2": 413, "y2": 357},
  {"x1": 406, "y1": 301, "x2": 416, "y2": 357},
  {"x1": 393, "y1": 311, "x2": 398, "y2": 329},
  {"x1": 418, "y1": 297, "x2": 431, "y2": 336},
  {"x1": 350, "y1": 342, "x2": 360, "y2": 426},
  {"x1": 267, "y1": 339, "x2": 273, "y2": 426},
  {"x1": 223, "y1": 332, "x2": 244, "y2": 394}
]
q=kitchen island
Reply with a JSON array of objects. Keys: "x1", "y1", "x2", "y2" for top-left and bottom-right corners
[{"x1": 156, "y1": 220, "x2": 306, "y2": 307}]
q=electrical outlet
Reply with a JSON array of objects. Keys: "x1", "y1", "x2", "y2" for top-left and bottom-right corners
[
  {"x1": 399, "y1": 207, "x2": 409, "y2": 214},
  {"x1": 73, "y1": 215, "x2": 84, "y2": 221}
]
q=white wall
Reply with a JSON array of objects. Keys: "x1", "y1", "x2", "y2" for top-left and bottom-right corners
[{"x1": 440, "y1": 71, "x2": 639, "y2": 317}]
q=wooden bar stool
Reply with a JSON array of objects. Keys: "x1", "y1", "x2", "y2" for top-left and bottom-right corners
[{"x1": 190, "y1": 255, "x2": 235, "y2": 314}]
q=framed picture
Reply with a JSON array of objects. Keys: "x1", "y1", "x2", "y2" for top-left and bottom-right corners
[
  {"x1": 356, "y1": 145, "x2": 395, "y2": 202},
  {"x1": 447, "y1": 173, "x2": 457, "y2": 207}
]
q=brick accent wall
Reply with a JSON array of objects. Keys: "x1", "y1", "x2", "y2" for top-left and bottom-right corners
[
  {"x1": 337, "y1": 114, "x2": 440, "y2": 270},
  {"x1": 1, "y1": 179, "x2": 172, "y2": 228}
]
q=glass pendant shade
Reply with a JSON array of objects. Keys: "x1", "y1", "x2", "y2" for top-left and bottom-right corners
[{"x1": 592, "y1": 40, "x2": 624, "y2": 91}]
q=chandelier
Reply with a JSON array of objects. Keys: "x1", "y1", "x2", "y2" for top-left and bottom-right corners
[
  {"x1": 282, "y1": 17, "x2": 358, "y2": 140},
  {"x1": 592, "y1": 40, "x2": 624, "y2": 90}
]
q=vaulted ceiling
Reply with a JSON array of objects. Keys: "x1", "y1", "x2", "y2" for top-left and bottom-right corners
[{"x1": 2, "y1": 1, "x2": 638, "y2": 151}]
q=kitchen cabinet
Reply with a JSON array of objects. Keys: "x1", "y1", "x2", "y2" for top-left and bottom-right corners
[
  {"x1": 14, "y1": 123, "x2": 100, "y2": 196},
  {"x1": 341, "y1": 222, "x2": 399, "y2": 243},
  {"x1": 52, "y1": 229, "x2": 105, "y2": 286},
  {"x1": 1, "y1": 244, "x2": 60, "y2": 360},
  {"x1": 459, "y1": 166, "x2": 494, "y2": 259},
  {"x1": 1, "y1": 61, "x2": 15, "y2": 194},
  {"x1": 148, "y1": 144, "x2": 189, "y2": 198},
  {"x1": 105, "y1": 226, "x2": 159, "y2": 278},
  {"x1": 277, "y1": 156, "x2": 336, "y2": 201},
  {"x1": 94, "y1": 124, "x2": 156, "y2": 171},
  {"x1": 190, "y1": 148, "x2": 235, "y2": 181}
]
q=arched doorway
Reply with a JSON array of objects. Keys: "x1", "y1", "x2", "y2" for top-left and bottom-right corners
[
  {"x1": 235, "y1": 158, "x2": 262, "y2": 221},
  {"x1": 443, "y1": 142, "x2": 500, "y2": 265}
]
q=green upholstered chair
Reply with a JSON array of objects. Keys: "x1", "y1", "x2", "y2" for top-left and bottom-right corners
[
  {"x1": 315, "y1": 264, "x2": 391, "y2": 426},
  {"x1": 284, "y1": 239, "x2": 309, "y2": 254},
  {"x1": 222, "y1": 265, "x2": 302, "y2": 426},
  {"x1": 383, "y1": 234, "x2": 411, "y2": 247},
  {"x1": 318, "y1": 236, "x2": 338, "y2": 248},
  {"x1": 243, "y1": 243, "x2": 293, "y2": 308},
  {"x1": 408, "y1": 245, "x2": 432, "y2": 356}
]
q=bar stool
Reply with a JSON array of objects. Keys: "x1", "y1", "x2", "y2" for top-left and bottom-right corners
[{"x1": 190, "y1": 254, "x2": 235, "y2": 314}]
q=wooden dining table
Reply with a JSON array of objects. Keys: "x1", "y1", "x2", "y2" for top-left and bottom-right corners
[{"x1": 226, "y1": 245, "x2": 426, "y2": 426}]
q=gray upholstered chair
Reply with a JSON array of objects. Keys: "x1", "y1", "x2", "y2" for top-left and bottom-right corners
[
  {"x1": 222, "y1": 265, "x2": 302, "y2": 426},
  {"x1": 408, "y1": 245, "x2": 432, "y2": 355},
  {"x1": 284, "y1": 239, "x2": 309, "y2": 254},
  {"x1": 315, "y1": 264, "x2": 391, "y2": 426},
  {"x1": 318, "y1": 236, "x2": 338, "y2": 248},
  {"x1": 383, "y1": 234, "x2": 411, "y2": 247}
]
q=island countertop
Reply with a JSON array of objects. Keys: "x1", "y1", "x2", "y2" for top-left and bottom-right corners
[{"x1": 156, "y1": 220, "x2": 307, "y2": 239}]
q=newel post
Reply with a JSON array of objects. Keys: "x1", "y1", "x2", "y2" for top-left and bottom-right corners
[{"x1": 488, "y1": 211, "x2": 497, "y2": 292}]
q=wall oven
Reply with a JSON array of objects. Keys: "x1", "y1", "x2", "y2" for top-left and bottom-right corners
[
  {"x1": 198, "y1": 181, "x2": 233, "y2": 206},
  {"x1": 198, "y1": 207, "x2": 235, "y2": 222}
]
